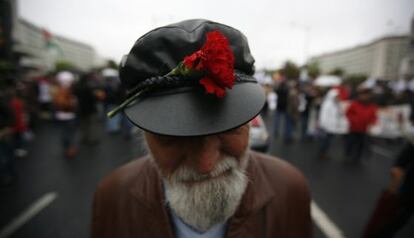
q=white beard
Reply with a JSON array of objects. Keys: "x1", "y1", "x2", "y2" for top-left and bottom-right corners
[{"x1": 162, "y1": 154, "x2": 249, "y2": 232}]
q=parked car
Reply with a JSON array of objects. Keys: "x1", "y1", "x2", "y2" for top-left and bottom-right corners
[{"x1": 249, "y1": 115, "x2": 269, "y2": 152}]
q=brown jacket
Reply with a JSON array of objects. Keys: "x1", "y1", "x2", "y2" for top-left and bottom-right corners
[{"x1": 92, "y1": 151, "x2": 312, "y2": 238}]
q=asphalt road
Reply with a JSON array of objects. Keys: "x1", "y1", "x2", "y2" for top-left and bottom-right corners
[{"x1": 1, "y1": 116, "x2": 413, "y2": 238}]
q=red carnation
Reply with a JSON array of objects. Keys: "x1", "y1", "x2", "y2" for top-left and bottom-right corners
[{"x1": 183, "y1": 31, "x2": 235, "y2": 97}]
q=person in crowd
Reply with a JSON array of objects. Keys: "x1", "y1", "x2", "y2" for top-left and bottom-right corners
[
  {"x1": 372, "y1": 81, "x2": 386, "y2": 106},
  {"x1": 285, "y1": 81, "x2": 300, "y2": 144},
  {"x1": 332, "y1": 82, "x2": 350, "y2": 101},
  {"x1": 53, "y1": 71, "x2": 78, "y2": 159},
  {"x1": 119, "y1": 83, "x2": 134, "y2": 140},
  {"x1": 318, "y1": 88, "x2": 349, "y2": 159},
  {"x1": 299, "y1": 82, "x2": 315, "y2": 141},
  {"x1": 0, "y1": 79, "x2": 17, "y2": 186},
  {"x1": 265, "y1": 84, "x2": 277, "y2": 114},
  {"x1": 364, "y1": 114, "x2": 414, "y2": 237},
  {"x1": 273, "y1": 79, "x2": 289, "y2": 137},
  {"x1": 386, "y1": 137, "x2": 414, "y2": 236},
  {"x1": 306, "y1": 86, "x2": 324, "y2": 138},
  {"x1": 345, "y1": 89, "x2": 377, "y2": 164},
  {"x1": 74, "y1": 73, "x2": 100, "y2": 145},
  {"x1": 37, "y1": 75, "x2": 53, "y2": 119},
  {"x1": 21, "y1": 75, "x2": 40, "y2": 132},
  {"x1": 92, "y1": 19, "x2": 311, "y2": 238},
  {"x1": 102, "y1": 68, "x2": 123, "y2": 133},
  {"x1": 7, "y1": 81, "x2": 28, "y2": 158}
]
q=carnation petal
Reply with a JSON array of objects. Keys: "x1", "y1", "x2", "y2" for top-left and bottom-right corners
[
  {"x1": 200, "y1": 77, "x2": 226, "y2": 97},
  {"x1": 182, "y1": 31, "x2": 235, "y2": 98}
]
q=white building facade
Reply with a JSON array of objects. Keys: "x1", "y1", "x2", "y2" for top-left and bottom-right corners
[
  {"x1": 310, "y1": 35, "x2": 411, "y2": 80},
  {"x1": 13, "y1": 18, "x2": 96, "y2": 71}
]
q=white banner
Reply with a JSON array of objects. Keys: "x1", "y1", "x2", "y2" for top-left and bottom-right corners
[
  {"x1": 369, "y1": 104, "x2": 412, "y2": 138},
  {"x1": 308, "y1": 103, "x2": 413, "y2": 139}
]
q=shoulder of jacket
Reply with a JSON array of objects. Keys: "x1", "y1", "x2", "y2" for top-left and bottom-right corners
[
  {"x1": 250, "y1": 151, "x2": 310, "y2": 196},
  {"x1": 96, "y1": 156, "x2": 153, "y2": 194}
]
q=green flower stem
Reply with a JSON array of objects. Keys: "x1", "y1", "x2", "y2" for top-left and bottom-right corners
[
  {"x1": 106, "y1": 90, "x2": 145, "y2": 118},
  {"x1": 106, "y1": 61, "x2": 189, "y2": 118},
  {"x1": 166, "y1": 62, "x2": 184, "y2": 76}
]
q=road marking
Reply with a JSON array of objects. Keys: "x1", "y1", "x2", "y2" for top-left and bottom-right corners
[
  {"x1": 0, "y1": 193, "x2": 343, "y2": 238},
  {"x1": 311, "y1": 200, "x2": 347, "y2": 238},
  {"x1": 0, "y1": 192, "x2": 58, "y2": 238},
  {"x1": 370, "y1": 146, "x2": 393, "y2": 158}
]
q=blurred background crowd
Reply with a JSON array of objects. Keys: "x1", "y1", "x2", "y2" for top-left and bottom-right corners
[{"x1": 1, "y1": 63, "x2": 134, "y2": 182}]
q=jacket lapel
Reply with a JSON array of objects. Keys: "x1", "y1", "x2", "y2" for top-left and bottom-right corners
[
  {"x1": 129, "y1": 158, "x2": 175, "y2": 238},
  {"x1": 227, "y1": 153, "x2": 276, "y2": 237}
]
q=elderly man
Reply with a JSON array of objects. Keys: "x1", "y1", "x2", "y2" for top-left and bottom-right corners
[{"x1": 92, "y1": 19, "x2": 311, "y2": 238}]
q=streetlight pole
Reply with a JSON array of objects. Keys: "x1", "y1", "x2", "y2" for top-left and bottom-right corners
[
  {"x1": 290, "y1": 22, "x2": 311, "y2": 65},
  {"x1": 304, "y1": 26, "x2": 310, "y2": 64}
]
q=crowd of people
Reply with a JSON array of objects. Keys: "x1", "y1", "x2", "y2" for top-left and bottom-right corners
[
  {"x1": 264, "y1": 76, "x2": 414, "y2": 162},
  {"x1": 0, "y1": 65, "x2": 132, "y2": 186}
]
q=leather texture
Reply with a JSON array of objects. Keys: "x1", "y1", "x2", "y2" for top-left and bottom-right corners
[
  {"x1": 120, "y1": 19, "x2": 255, "y2": 90},
  {"x1": 124, "y1": 81, "x2": 265, "y2": 136}
]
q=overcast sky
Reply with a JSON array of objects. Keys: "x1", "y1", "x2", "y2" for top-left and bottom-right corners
[{"x1": 18, "y1": 0, "x2": 414, "y2": 69}]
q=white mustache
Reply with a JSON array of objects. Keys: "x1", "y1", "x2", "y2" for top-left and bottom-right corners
[{"x1": 169, "y1": 157, "x2": 239, "y2": 183}]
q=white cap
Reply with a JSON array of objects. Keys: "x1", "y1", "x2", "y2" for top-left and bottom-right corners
[
  {"x1": 56, "y1": 71, "x2": 75, "y2": 88},
  {"x1": 102, "y1": 68, "x2": 119, "y2": 78}
]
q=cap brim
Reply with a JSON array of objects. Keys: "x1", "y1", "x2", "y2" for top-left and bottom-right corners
[{"x1": 124, "y1": 75, "x2": 265, "y2": 136}]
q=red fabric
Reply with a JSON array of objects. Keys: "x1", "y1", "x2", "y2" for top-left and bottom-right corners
[
  {"x1": 333, "y1": 86, "x2": 349, "y2": 101},
  {"x1": 34, "y1": 76, "x2": 48, "y2": 82},
  {"x1": 10, "y1": 97, "x2": 27, "y2": 133},
  {"x1": 346, "y1": 100, "x2": 377, "y2": 133},
  {"x1": 184, "y1": 31, "x2": 235, "y2": 98}
]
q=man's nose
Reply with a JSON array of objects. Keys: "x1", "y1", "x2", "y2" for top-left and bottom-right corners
[{"x1": 187, "y1": 136, "x2": 221, "y2": 174}]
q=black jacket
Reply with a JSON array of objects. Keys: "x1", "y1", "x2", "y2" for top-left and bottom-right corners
[
  {"x1": 395, "y1": 142, "x2": 414, "y2": 204},
  {"x1": 0, "y1": 95, "x2": 14, "y2": 130}
]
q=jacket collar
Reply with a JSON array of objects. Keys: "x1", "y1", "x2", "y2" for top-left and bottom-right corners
[
  {"x1": 129, "y1": 156, "x2": 165, "y2": 210},
  {"x1": 129, "y1": 157, "x2": 175, "y2": 238},
  {"x1": 232, "y1": 152, "x2": 276, "y2": 218}
]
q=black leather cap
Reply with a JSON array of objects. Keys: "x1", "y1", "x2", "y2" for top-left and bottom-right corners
[{"x1": 120, "y1": 19, "x2": 265, "y2": 136}]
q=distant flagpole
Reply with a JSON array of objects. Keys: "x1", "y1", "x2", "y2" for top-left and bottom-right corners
[{"x1": 42, "y1": 29, "x2": 64, "y2": 57}]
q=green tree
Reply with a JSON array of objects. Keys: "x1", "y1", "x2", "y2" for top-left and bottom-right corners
[
  {"x1": 55, "y1": 60, "x2": 75, "y2": 71},
  {"x1": 0, "y1": 60, "x2": 15, "y2": 79},
  {"x1": 0, "y1": 60, "x2": 14, "y2": 72},
  {"x1": 345, "y1": 74, "x2": 367, "y2": 87},
  {"x1": 329, "y1": 67, "x2": 345, "y2": 76},
  {"x1": 106, "y1": 59, "x2": 118, "y2": 69},
  {"x1": 306, "y1": 61, "x2": 320, "y2": 79},
  {"x1": 280, "y1": 60, "x2": 300, "y2": 79}
]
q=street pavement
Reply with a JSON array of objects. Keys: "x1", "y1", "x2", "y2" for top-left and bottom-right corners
[{"x1": 0, "y1": 116, "x2": 413, "y2": 238}]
